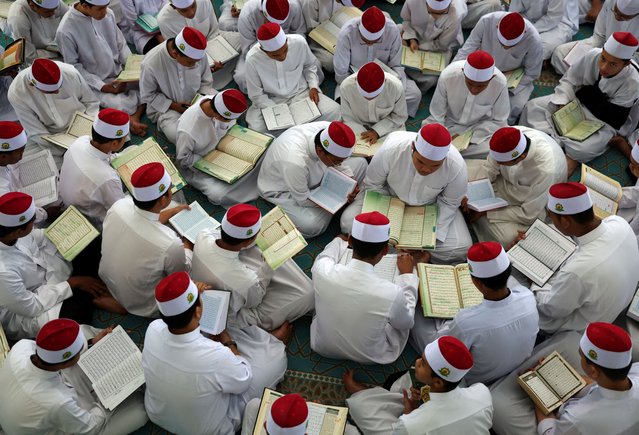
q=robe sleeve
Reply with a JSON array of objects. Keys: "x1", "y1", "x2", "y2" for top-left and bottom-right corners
[
  {"x1": 333, "y1": 24, "x2": 353, "y2": 84},
  {"x1": 56, "y1": 31, "x2": 107, "y2": 91},
  {"x1": 471, "y1": 84, "x2": 510, "y2": 140},
  {"x1": 550, "y1": 50, "x2": 599, "y2": 106},
  {"x1": 163, "y1": 239, "x2": 193, "y2": 275},
  {"x1": 514, "y1": 37, "x2": 543, "y2": 94},
  {"x1": 311, "y1": 237, "x2": 348, "y2": 277},
  {"x1": 96, "y1": 178, "x2": 126, "y2": 215},
  {"x1": 387, "y1": 27, "x2": 407, "y2": 86},
  {"x1": 209, "y1": 349, "x2": 253, "y2": 394},
  {"x1": 301, "y1": 0, "x2": 321, "y2": 30},
  {"x1": 50, "y1": 399, "x2": 108, "y2": 435},
  {"x1": 245, "y1": 55, "x2": 277, "y2": 109},
  {"x1": 590, "y1": 7, "x2": 607, "y2": 48},
  {"x1": 620, "y1": 185, "x2": 639, "y2": 209},
  {"x1": 391, "y1": 419, "x2": 411, "y2": 435},
  {"x1": 230, "y1": 261, "x2": 274, "y2": 328},
  {"x1": 139, "y1": 61, "x2": 173, "y2": 114},
  {"x1": 198, "y1": 63, "x2": 215, "y2": 95},
  {"x1": 363, "y1": 147, "x2": 392, "y2": 194},
  {"x1": 371, "y1": 83, "x2": 408, "y2": 138},
  {"x1": 425, "y1": 16, "x2": 462, "y2": 53},
  {"x1": 78, "y1": 74, "x2": 101, "y2": 117},
  {"x1": 535, "y1": 271, "x2": 585, "y2": 334},
  {"x1": 7, "y1": 88, "x2": 54, "y2": 147},
  {"x1": 436, "y1": 160, "x2": 467, "y2": 242},
  {"x1": 119, "y1": 0, "x2": 138, "y2": 44},
  {"x1": 175, "y1": 129, "x2": 203, "y2": 170},
  {"x1": 238, "y1": 9, "x2": 256, "y2": 53},
  {"x1": 426, "y1": 75, "x2": 448, "y2": 124},
  {"x1": 288, "y1": 3, "x2": 307, "y2": 34},
  {"x1": 281, "y1": 161, "x2": 316, "y2": 206},
  {"x1": 387, "y1": 274, "x2": 419, "y2": 330},
  {"x1": 302, "y1": 41, "x2": 320, "y2": 90},
  {"x1": 486, "y1": 166, "x2": 550, "y2": 223},
  {"x1": 529, "y1": 0, "x2": 566, "y2": 33},
  {"x1": 0, "y1": 270, "x2": 72, "y2": 319},
  {"x1": 399, "y1": 2, "x2": 417, "y2": 41},
  {"x1": 452, "y1": 16, "x2": 485, "y2": 63}
]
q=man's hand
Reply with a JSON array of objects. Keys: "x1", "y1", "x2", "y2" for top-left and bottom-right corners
[
  {"x1": 534, "y1": 403, "x2": 556, "y2": 423},
  {"x1": 159, "y1": 203, "x2": 191, "y2": 224},
  {"x1": 467, "y1": 209, "x2": 486, "y2": 224},
  {"x1": 183, "y1": 238, "x2": 195, "y2": 251},
  {"x1": 451, "y1": 133, "x2": 459, "y2": 141},
  {"x1": 170, "y1": 101, "x2": 191, "y2": 114},
  {"x1": 360, "y1": 130, "x2": 379, "y2": 144},
  {"x1": 230, "y1": 5, "x2": 240, "y2": 17},
  {"x1": 408, "y1": 250, "x2": 430, "y2": 266},
  {"x1": 210, "y1": 60, "x2": 224, "y2": 72},
  {"x1": 397, "y1": 252, "x2": 414, "y2": 274},
  {"x1": 336, "y1": 233, "x2": 349, "y2": 241},
  {"x1": 408, "y1": 39, "x2": 419, "y2": 53},
  {"x1": 460, "y1": 196, "x2": 469, "y2": 214},
  {"x1": 507, "y1": 230, "x2": 527, "y2": 250},
  {"x1": 45, "y1": 205, "x2": 63, "y2": 221},
  {"x1": 92, "y1": 324, "x2": 115, "y2": 345},
  {"x1": 101, "y1": 81, "x2": 126, "y2": 94},
  {"x1": 212, "y1": 329, "x2": 232, "y2": 344},
  {"x1": 309, "y1": 88, "x2": 320, "y2": 104},
  {"x1": 402, "y1": 387, "x2": 421, "y2": 414},
  {"x1": 347, "y1": 184, "x2": 360, "y2": 204},
  {"x1": 194, "y1": 281, "x2": 212, "y2": 293},
  {"x1": 67, "y1": 276, "x2": 109, "y2": 298}
]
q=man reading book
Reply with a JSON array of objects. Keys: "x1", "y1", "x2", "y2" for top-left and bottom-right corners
[
  {"x1": 142, "y1": 271, "x2": 288, "y2": 434},
  {"x1": 191, "y1": 204, "x2": 313, "y2": 331},
  {"x1": 140, "y1": 26, "x2": 214, "y2": 144},
  {"x1": 618, "y1": 140, "x2": 639, "y2": 244},
  {"x1": 0, "y1": 319, "x2": 148, "y2": 433},
  {"x1": 463, "y1": 126, "x2": 567, "y2": 247},
  {"x1": 410, "y1": 241, "x2": 539, "y2": 385},
  {"x1": 345, "y1": 336, "x2": 493, "y2": 434},
  {"x1": 521, "y1": 32, "x2": 639, "y2": 176},
  {"x1": 311, "y1": 212, "x2": 420, "y2": 364},
  {"x1": 341, "y1": 123, "x2": 471, "y2": 263},
  {"x1": 119, "y1": 0, "x2": 166, "y2": 55}
]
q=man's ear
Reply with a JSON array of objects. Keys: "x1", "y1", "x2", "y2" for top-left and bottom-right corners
[{"x1": 381, "y1": 244, "x2": 389, "y2": 256}]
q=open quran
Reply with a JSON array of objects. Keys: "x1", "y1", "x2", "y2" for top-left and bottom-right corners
[
  {"x1": 580, "y1": 164, "x2": 622, "y2": 219},
  {"x1": 309, "y1": 167, "x2": 357, "y2": 214},
  {"x1": 552, "y1": 100, "x2": 604, "y2": 141},
  {"x1": 466, "y1": 179, "x2": 508, "y2": 212},
  {"x1": 253, "y1": 388, "x2": 348, "y2": 435},
  {"x1": 193, "y1": 125, "x2": 272, "y2": 184},
  {"x1": 43, "y1": 111, "x2": 94, "y2": 149},
  {"x1": 256, "y1": 207, "x2": 307, "y2": 270},
  {"x1": 111, "y1": 137, "x2": 186, "y2": 194},
  {"x1": 0, "y1": 39, "x2": 25, "y2": 74},
  {"x1": 199, "y1": 290, "x2": 231, "y2": 335},
  {"x1": 17, "y1": 149, "x2": 58, "y2": 207},
  {"x1": 309, "y1": 7, "x2": 362, "y2": 54},
  {"x1": 339, "y1": 249, "x2": 400, "y2": 282},
  {"x1": 362, "y1": 190, "x2": 439, "y2": 250},
  {"x1": 169, "y1": 201, "x2": 221, "y2": 244},
  {"x1": 503, "y1": 67, "x2": 525, "y2": 90},
  {"x1": 563, "y1": 42, "x2": 592, "y2": 67},
  {"x1": 517, "y1": 351, "x2": 587, "y2": 415},
  {"x1": 45, "y1": 206, "x2": 99, "y2": 262},
  {"x1": 232, "y1": 0, "x2": 246, "y2": 9},
  {"x1": 136, "y1": 13, "x2": 159, "y2": 33},
  {"x1": 418, "y1": 263, "x2": 483, "y2": 318},
  {"x1": 117, "y1": 54, "x2": 144, "y2": 82},
  {"x1": 452, "y1": 130, "x2": 472, "y2": 152},
  {"x1": 507, "y1": 219, "x2": 577, "y2": 286},
  {"x1": 401, "y1": 46, "x2": 447, "y2": 75},
  {"x1": 206, "y1": 35, "x2": 239, "y2": 65},
  {"x1": 351, "y1": 135, "x2": 386, "y2": 158},
  {"x1": 0, "y1": 0, "x2": 12, "y2": 19},
  {"x1": 262, "y1": 97, "x2": 321, "y2": 131}
]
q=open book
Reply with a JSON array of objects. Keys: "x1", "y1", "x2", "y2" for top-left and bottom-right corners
[
  {"x1": 563, "y1": 42, "x2": 593, "y2": 67},
  {"x1": 627, "y1": 285, "x2": 639, "y2": 322},
  {"x1": 256, "y1": 206, "x2": 307, "y2": 270},
  {"x1": 253, "y1": 388, "x2": 348, "y2": 435},
  {"x1": 309, "y1": 7, "x2": 362, "y2": 54},
  {"x1": 169, "y1": 201, "x2": 221, "y2": 244},
  {"x1": 401, "y1": 46, "x2": 447, "y2": 75},
  {"x1": 517, "y1": 351, "x2": 586, "y2": 415},
  {"x1": 43, "y1": 112, "x2": 95, "y2": 149},
  {"x1": 452, "y1": 130, "x2": 472, "y2": 152},
  {"x1": 418, "y1": 263, "x2": 483, "y2": 318},
  {"x1": 262, "y1": 97, "x2": 321, "y2": 131},
  {"x1": 206, "y1": 35, "x2": 239, "y2": 65},
  {"x1": 0, "y1": 0, "x2": 11, "y2": 19},
  {"x1": 0, "y1": 324, "x2": 9, "y2": 368},
  {"x1": 136, "y1": 13, "x2": 159, "y2": 33},
  {"x1": 117, "y1": 54, "x2": 144, "y2": 82},
  {"x1": 507, "y1": 219, "x2": 577, "y2": 287},
  {"x1": 309, "y1": 167, "x2": 357, "y2": 214},
  {"x1": 339, "y1": 249, "x2": 400, "y2": 282},
  {"x1": 580, "y1": 164, "x2": 622, "y2": 219},
  {"x1": 0, "y1": 39, "x2": 25, "y2": 74},
  {"x1": 17, "y1": 149, "x2": 58, "y2": 207},
  {"x1": 351, "y1": 135, "x2": 385, "y2": 158},
  {"x1": 111, "y1": 137, "x2": 187, "y2": 194},
  {"x1": 466, "y1": 179, "x2": 508, "y2": 212},
  {"x1": 232, "y1": 0, "x2": 246, "y2": 10},
  {"x1": 503, "y1": 67, "x2": 525, "y2": 90},
  {"x1": 200, "y1": 290, "x2": 231, "y2": 335},
  {"x1": 193, "y1": 124, "x2": 272, "y2": 184},
  {"x1": 78, "y1": 326, "x2": 145, "y2": 411},
  {"x1": 45, "y1": 206, "x2": 99, "y2": 261},
  {"x1": 362, "y1": 190, "x2": 439, "y2": 250},
  {"x1": 552, "y1": 100, "x2": 604, "y2": 141}
]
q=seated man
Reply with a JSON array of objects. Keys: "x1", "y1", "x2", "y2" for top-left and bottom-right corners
[
  {"x1": 142, "y1": 271, "x2": 287, "y2": 434},
  {"x1": 425, "y1": 50, "x2": 509, "y2": 159},
  {"x1": 245, "y1": 22, "x2": 340, "y2": 135},
  {"x1": 192, "y1": 204, "x2": 314, "y2": 330},
  {"x1": 400, "y1": 0, "x2": 464, "y2": 92},
  {"x1": 56, "y1": 0, "x2": 147, "y2": 135},
  {"x1": 59, "y1": 108, "x2": 129, "y2": 229},
  {"x1": 157, "y1": 0, "x2": 241, "y2": 88},
  {"x1": 7, "y1": 0, "x2": 68, "y2": 64},
  {"x1": 219, "y1": 0, "x2": 240, "y2": 31},
  {"x1": 176, "y1": 90, "x2": 258, "y2": 206},
  {"x1": 99, "y1": 162, "x2": 193, "y2": 317},
  {"x1": 509, "y1": 0, "x2": 579, "y2": 61},
  {"x1": 410, "y1": 242, "x2": 539, "y2": 385},
  {"x1": 257, "y1": 121, "x2": 367, "y2": 238},
  {"x1": 311, "y1": 212, "x2": 419, "y2": 364},
  {"x1": 120, "y1": 0, "x2": 166, "y2": 54},
  {"x1": 453, "y1": 12, "x2": 542, "y2": 123},
  {"x1": 461, "y1": 0, "x2": 501, "y2": 29},
  {"x1": 521, "y1": 32, "x2": 639, "y2": 175},
  {"x1": 340, "y1": 61, "x2": 408, "y2": 149},
  {"x1": 0, "y1": 319, "x2": 147, "y2": 433},
  {"x1": 8, "y1": 58, "x2": 99, "y2": 168},
  {"x1": 552, "y1": 0, "x2": 639, "y2": 75},
  {"x1": 341, "y1": 124, "x2": 472, "y2": 264},
  {"x1": 0, "y1": 192, "x2": 119, "y2": 340},
  {"x1": 345, "y1": 336, "x2": 493, "y2": 434},
  {"x1": 140, "y1": 26, "x2": 214, "y2": 144},
  {"x1": 464, "y1": 126, "x2": 566, "y2": 247},
  {"x1": 334, "y1": 6, "x2": 420, "y2": 117},
  {"x1": 619, "y1": 140, "x2": 639, "y2": 244},
  {"x1": 580, "y1": 0, "x2": 605, "y2": 23}
]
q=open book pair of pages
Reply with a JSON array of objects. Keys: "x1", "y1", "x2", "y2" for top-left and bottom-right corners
[
  {"x1": 552, "y1": 100, "x2": 605, "y2": 141},
  {"x1": 308, "y1": 167, "x2": 357, "y2": 214},
  {"x1": 262, "y1": 97, "x2": 322, "y2": 131},
  {"x1": 16, "y1": 150, "x2": 58, "y2": 207},
  {"x1": 206, "y1": 35, "x2": 239, "y2": 65},
  {"x1": 400, "y1": 46, "x2": 447, "y2": 75},
  {"x1": 309, "y1": 7, "x2": 363, "y2": 54},
  {"x1": 0, "y1": 39, "x2": 25, "y2": 74}
]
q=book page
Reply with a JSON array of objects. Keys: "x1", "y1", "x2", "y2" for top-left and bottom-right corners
[
  {"x1": 517, "y1": 221, "x2": 575, "y2": 270},
  {"x1": 256, "y1": 207, "x2": 291, "y2": 250},
  {"x1": 309, "y1": 21, "x2": 340, "y2": 54},
  {"x1": 588, "y1": 189, "x2": 617, "y2": 218},
  {"x1": 0, "y1": 39, "x2": 24, "y2": 71},
  {"x1": 200, "y1": 290, "x2": 230, "y2": 335},
  {"x1": 169, "y1": 201, "x2": 220, "y2": 244},
  {"x1": 194, "y1": 150, "x2": 252, "y2": 183},
  {"x1": 455, "y1": 264, "x2": 484, "y2": 308},
  {"x1": 207, "y1": 35, "x2": 239, "y2": 64},
  {"x1": 232, "y1": 0, "x2": 246, "y2": 9},
  {"x1": 44, "y1": 206, "x2": 99, "y2": 261},
  {"x1": 262, "y1": 230, "x2": 307, "y2": 270},
  {"x1": 20, "y1": 178, "x2": 58, "y2": 207},
  {"x1": 537, "y1": 352, "x2": 586, "y2": 401},
  {"x1": 467, "y1": 179, "x2": 495, "y2": 202},
  {"x1": 340, "y1": 249, "x2": 399, "y2": 282},
  {"x1": 581, "y1": 165, "x2": 623, "y2": 202},
  {"x1": 565, "y1": 120, "x2": 605, "y2": 142},
  {"x1": 626, "y1": 286, "x2": 639, "y2": 322},
  {"x1": 262, "y1": 104, "x2": 294, "y2": 131},
  {"x1": 217, "y1": 132, "x2": 269, "y2": 164},
  {"x1": 401, "y1": 46, "x2": 424, "y2": 70},
  {"x1": 291, "y1": 97, "x2": 322, "y2": 125},
  {"x1": 309, "y1": 167, "x2": 356, "y2": 214},
  {"x1": 398, "y1": 205, "x2": 425, "y2": 249},
  {"x1": 353, "y1": 135, "x2": 384, "y2": 157},
  {"x1": 504, "y1": 67, "x2": 525, "y2": 89},
  {"x1": 136, "y1": 13, "x2": 159, "y2": 32},
  {"x1": 256, "y1": 208, "x2": 307, "y2": 269},
  {"x1": 330, "y1": 6, "x2": 362, "y2": 27},
  {"x1": 421, "y1": 51, "x2": 446, "y2": 73},
  {"x1": 387, "y1": 197, "x2": 406, "y2": 244},
  {"x1": 116, "y1": 54, "x2": 144, "y2": 82},
  {"x1": 508, "y1": 244, "x2": 553, "y2": 287},
  {"x1": 0, "y1": 1, "x2": 11, "y2": 19},
  {"x1": 0, "y1": 324, "x2": 9, "y2": 367},
  {"x1": 452, "y1": 130, "x2": 472, "y2": 152},
  {"x1": 67, "y1": 112, "x2": 95, "y2": 138},
  {"x1": 420, "y1": 205, "x2": 438, "y2": 250},
  {"x1": 361, "y1": 190, "x2": 391, "y2": 215},
  {"x1": 519, "y1": 372, "x2": 561, "y2": 410},
  {"x1": 552, "y1": 101, "x2": 583, "y2": 136},
  {"x1": 419, "y1": 263, "x2": 461, "y2": 318},
  {"x1": 564, "y1": 42, "x2": 592, "y2": 67},
  {"x1": 17, "y1": 149, "x2": 57, "y2": 186},
  {"x1": 43, "y1": 133, "x2": 76, "y2": 149}
]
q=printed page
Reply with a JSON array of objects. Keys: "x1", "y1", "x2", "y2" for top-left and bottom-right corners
[
  {"x1": 253, "y1": 389, "x2": 283, "y2": 435},
  {"x1": 262, "y1": 104, "x2": 295, "y2": 131},
  {"x1": 225, "y1": 124, "x2": 273, "y2": 148},
  {"x1": 504, "y1": 67, "x2": 525, "y2": 89},
  {"x1": 566, "y1": 120, "x2": 605, "y2": 142},
  {"x1": 455, "y1": 264, "x2": 484, "y2": 308},
  {"x1": 401, "y1": 46, "x2": 424, "y2": 70},
  {"x1": 195, "y1": 150, "x2": 252, "y2": 183},
  {"x1": 419, "y1": 264, "x2": 461, "y2": 318},
  {"x1": 0, "y1": 324, "x2": 9, "y2": 367},
  {"x1": 398, "y1": 205, "x2": 425, "y2": 249},
  {"x1": 588, "y1": 189, "x2": 617, "y2": 218},
  {"x1": 44, "y1": 206, "x2": 99, "y2": 261},
  {"x1": 517, "y1": 221, "x2": 576, "y2": 270},
  {"x1": 136, "y1": 13, "x2": 159, "y2": 32},
  {"x1": 232, "y1": 0, "x2": 246, "y2": 9},
  {"x1": 218, "y1": 136, "x2": 266, "y2": 164},
  {"x1": 206, "y1": 35, "x2": 239, "y2": 64},
  {"x1": 256, "y1": 207, "x2": 290, "y2": 249},
  {"x1": 199, "y1": 290, "x2": 230, "y2": 335},
  {"x1": 0, "y1": 1, "x2": 11, "y2": 19},
  {"x1": 43, "y1": 133, "x2": 76, "y2": 149},
  {"x1": 116, "y1": 54, "x2": 144, "y2": 82},
  {"x1": 262, "y1": 230, "x2": 307, "y2": 270},
  {"x1": 309, "y1": 168, "x2": 356, "y2": 214},
  {"x1": 420, "y1": 204, "x2": 438, "y2": 250},
  {"x1": 361, "y1": 190, "x2": 391, "y2": 216},
  {"x1": 330, "y1": 6, "x2": 362, "y2": 27},
  {"x1": 353, "y1": 136, "x2": 384, "y2": 157},
  {"x1": 169, "y1": 201, "x2": 220, "y2": 244},
  {"x1": 552, "y1": 101, "x2": 583, "y2": 136},
  {"x1": 564, "y1": 42, "x2": 592, "y2": 67},
  {"x1": 17, "y1": 149, "x2": 57, "y2": 186},
  {"x1": 20, "y1": 178, "x2": 58, "y2": 207},
  {"x1": 291, "y1": 97, "x2": 322, "y2": 125},
  {"x1": 467, "y1": 179, "x2": 495, "y2": 202},
  {"x1": 519, "y1": 372, "x2": 561, "y2": 411},
  {"x1": 537, "y1": 352, "x2": 586, "y2": 402},
  {"x1": 508, "y1": 244, "x2": 553, "y2": 287},
  {"x1": 421, "y1": 51, "x2": 446, "y2": 73},
  {"x1": 340, "y1": 249, "x2": 399, "y2": 281},
  {"x1": 66, "y1": 112, "x2": 95, "y2": 138},
  {"x1": 581, "y1": 165, "x2": 622, "y2": 201},
  {"x1": 387, "y1": 197, "x2": 406, "y2": 244},
  {"x1": 626, "y1": 286, "x2": 639, "y2": 322},
  {"x1": 309, "y1": 21, "x2": 340, "y2": 54},
  {"x1": 452, "y1": 130, "x2": 472, "y2": 152}
]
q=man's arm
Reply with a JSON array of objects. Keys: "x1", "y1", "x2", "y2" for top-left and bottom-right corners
[
  {"x1": 471, "y1": 84, "x2": 510, "y2": 140},
  {"x1": 56, "y1": 31, "x2": 107, "y2": 91},
  {"x1": 371, "y1": 80, "x2": 408, "y2": 137},
  {"x1": 535, "y1": 271, "x2": 585, "y2": 333},
  {"x1": 531, "y1": 0, "x2": 567, "y2": 33},
  {"x1": 301, "y1": 41, "x2": 320, "y2": 90},
  {"x1": 436, "y1": 160, "x2": 467, "y2": 242},
  {"x1": 164, "y1": 237, "x2": 193, "y2": 274},
  {"x1": 0, "y1": 271, "x2": 72, "y2": 319},
  {"x1": 387, "y1": 273, "x2": 419, "y2": 330},
  {"x1": 245, "y1": 57, "x2": 277, "y2": 109},
  {"x1": 333, "y1": 24, "x2": 354, "y2": 84},
  {"x1": 311, "y1": 237, "x2": 348, "y2": 276},
  {"x1": 281, "y1": 161, "x2": 316, "y2": 206},
  {"x1": 515, "y1": 34, "x2": 544, "y2": 93},
  {"x1": 50, "y1": 399, "x2": 108, "y2": 435},
  {"x1": 362, "y1": 146, "x2": 392, "y2": 193},
  {"x1": 139, "y1": 62, "x2": 173, "y2": 115},
  {"x1": 452, "y1": 17, "x2": 485, "y2": 62},
  {"x1": 7, "y1": 8, "x2": 38, "y2": 64},
  {"x1": 426, "y1": 77, "x2": 448, "y2": 124}
]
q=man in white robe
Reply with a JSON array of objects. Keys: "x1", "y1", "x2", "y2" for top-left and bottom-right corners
[
  {"x1": 424, "y1": 50, "x2": 509, "y2": 159},
  {"x1": 55, "y1": 0, "x2": 147, "y2": 135},
  {"x1": 120, "y1": 0, "x2": 167, "y2": 54},
  {"x1": 142, "y1": 271, "x2": 288, "y2": 434},
  {"x1": 340, "y1": 61, "x2": 407, "y2": 148},
  {"x1": 341, "y1": 124, "x2": 471, "y2": 264},
  {"x1": 521, "y1": 33, "x2": 639, "y2": 175},
  {"x1": 8, "y1": 58, "x2": 99, "y2": 168},
  {"x1": 157, "y1": 0, "x2": 241, "y2": 88},
  {"x1": 461, "y1": 0, "x2": 501, "y2": 29},
  {"x1": 219, "y1": 0, "x2": 239, "y2": 31},
  {"x1": 345, "y1": 336, "x2": 493, "y2": 435},
  {"x1": 140, "y1": 26, "x2": 213, "y2": 144},
  {"x1": 258, "y1": 121, "x2": 367, "y2": 238},
  {"x1": 618, "y1": 141, "x2": 639, "y2": 244},
  {"x1": 580, "y1": 0, "x2": 605, "y2": 23},
  {"x1": 334, "y1": 6, "x2": 420, "y2": 117},
  {"x1": 464, "y1": 126, "x2": 567, "y2": 247},
  {"x1": 191, "y1": 204, "x2": 314, "y2": 330},
  {"x1": 453, "y1": 11, "x2": 542, "y2": 123},
  {"x1": 552, "y1": 0, "x2": 639, "y2": 75},
  {"x1": 7, "y1": 0, "x2": 68, "y2": 64},
  {"x1": 245, "y1": 23, "x2": 340, "y2": 135}
]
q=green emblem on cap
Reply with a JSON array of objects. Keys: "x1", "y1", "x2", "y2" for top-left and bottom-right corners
[
  {"x1": 116, "y1": 129, "x2": 123, "y2": 137},
  {"x1": 35, "y1": 0, "x2": 42, "y2": 5},
  {"x1": 246, "y1": 229, "x2": 253, "y2": 236},
  {"x1": 19, "y1": 215, "x2": 26, "y2": 222},
  {"x1": 322, "y1": 139, "x2": 329, "y2": 148},
  {"x1": 511, "y1": 151, "x2": 519, "y2": 158},
  {"x1": 1, "y1": 142, "x2": 9, "y2": 150},
  {"x1": 588, "y1": 349, "x2": 598, "y2": 360},
  {"x1": 30, "y1": 78, "x2": 37, "y2": 86},
  {"x1": 62, "y1": 351, "x2": 72, "y2": 360},
  {"x1": 187, "y1": 292, "x2": 194, "y2": 303},
  {"x1": 179, "y1": 43, "x2": 186, "y2": 51},
  {"x1": 555, "y1": 203, "x2": 564, "y2": 212},
  {"x1": 224, "y1": 111, "x2": 231, "y2": 117},
  {"x1": 468, "y1": 263, "x2": 473, "y2": 272},
  {"x1": 159, "y1": 183, "x2": 166, "y2": 193},
  {"x1": 439, "y1": 367, "x2": 450, "y2": 377}
]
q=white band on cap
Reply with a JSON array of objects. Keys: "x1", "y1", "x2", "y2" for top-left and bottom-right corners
[
  {"x1": 0, "y1": 199, "x2": 36, "y2": 227},
  {"x1": 0, "y1": 130, "x2": 27, "y2": 152},
  {"x1": 175, "y1": 30, "x2": 206, "y2": 60},
  {"x1": 84, "y1": 0, "x2": 109, "y2": 6},
  {"x1": 604, "y1": 36, "x2": 637, "y2": 60},
  {"x1": 415, "y1": 133, "x2": 450, "y2": 161},
  {"x1": 93, "y1": 117, "x2": 129, "y2": 140},
  {"x1": 463, "y1": 61, "x2": 495, "y2": 82},
  {"x1": 617, "y1": 0, "x2": 639, "y2": 16},
  {"x1": 631, "y1": 141, "x2": 639, "y2": 163},
  {"x1": 320, "y1": 127, "x2": 354, "y2": 158},
  {"x1": 357, "y1": 79, "x2": 385, "y2": 99},
  {"x1": 157, "y1": 279, "x2": 198, "y2": 316},
  {"x1": 426, "y1": 0, "x2": 452, "y2": 10},
  {"x1": 32, "y1": 0, "x2": 60, "y2": 8},
  {"x1": 262, "y1": 0, "x2": 288, "y2": 24},
  {"x1": 266, "y1": 413, "x2": 307, "y2": 435},
  {"x1": 547, "y1": 190, "x2": 593, "y2": 215},
  {"x1": 221, "y1": 214, "x2": 261, "y2": 239},
  {"x1": 171, "y1": 0, "x2": 195, "y2": 9},
  {"x1": 132, "y1": 170, "x2": 171, "y2": 202},
  {"x1": 214, "y1": 93, "x2": 242, "y2": 120},
  {"x1": 36, "y1": 329, "x2": 85, "y2": 364},
  {"x1": 259, "y1": 27, "x2": 287, "y2": 52},
  {"x1": 359, "y1": 20, "x2": 385, "y2": 41},
  {"x1": 497, "y1": 27, "x2": 524, "y2": 47},
  {"x1": 468, "y1": 249, "x2": 510, "y2": 278},
  {"x1": 28, "y1": 68, "x2": 63, "y2": 92},
  {"x1": 490, "y1": 132, "x2": 527, "y2": 162},
  {"x1": 351, "y1": 218, "x2": 390, "y2": 243},
  {"x1": 580, "y1": 333, "x2": 632, "y2": 369},
  {"x1": 424, "y1": 339, "x2": 470, "y2": 383}
]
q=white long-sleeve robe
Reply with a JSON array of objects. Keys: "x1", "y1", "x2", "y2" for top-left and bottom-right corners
[
  {"x1": 619, "y1": 179, "x2": 639, "y2": 245},
  {"x1": 219, "y1": 0, "x2": 238, "y2": 31},
  {"x1": 0, "y1": 157, "x2": 51, "y2": 224},
  {"x1": 300, "y1": 0, "x2": 344, "y2": 72},
  {"x1": 461, "y1": 0, "x2": 501, "y2": 29},
  {"x1": 119, "y1": 0, "x2": 167, "y2": 54}
]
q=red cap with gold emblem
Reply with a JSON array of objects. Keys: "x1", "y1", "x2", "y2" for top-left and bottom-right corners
[
  {"x1": 352, "y1": 211, "x2": 390, "y2": 243},
  {"x1": 498, "y1": 12, "x2": 525, "y2": 47},
  {"x1": 0, "y1": 192, "x2": 36, "y2": 227},
  {"x1": 0, "y1": 121, "x2": 27, "y2": 151},
  {"x1": 357, "y1": 62, "x2": 385, "y2": 98},
  {"x1": 28, "y1": 58, "x2": 63, "y2": 92},
  {"x1": 415, "y1": 123, "x2": 451, "y2": 161},
  {"x1": 93, "y1": 108, "x2": 130, "y2": 139},
  {"x1": 424, "y1": 336, "x2": 474, "y2": 383},
  {"x1": 221, "y1": 204, "x2": 261, "y2": 239},
  {"x1": 36, "y1": 319, "x2": 85, "y2": 364},
  {"x1": 467, "y1": 241, "x2": 510, "y2": 278},
  {"x1": 489, "y1": 127, "x2": 527, "y2": 162},
  {"x1": 319, "y1": 121, "x2": 356, "y2": 158},
  {"x1": 214, "y1": 89, "x2": 248, "y2": 120},
  {"x1": 131, "y1": 162, "x2": 172, "y2": 202},
  {"x1": 464, "y1": 50, "x2": 495, "y2": 82},
  {"x1": 580, "y1": 322, "x2": 632, "y2": 369},
  {"x1": 547, "y1": 182, "x2": 592, "y2": 215},
  {"x1": 176, "y1": 26, "x2": 207, "y2": 60},
  {"x1": 266, "y1": 394, "x2": 309, "y2": 435},
  {"x1": 155, "y1": 271, "x2": 199, "y2": 316}
]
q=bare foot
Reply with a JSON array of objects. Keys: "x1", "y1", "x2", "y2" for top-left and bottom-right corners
[
  {"x1": 566, "y1": 156, "x2": 580, "y2": 178},
  {"x1": 342, "y1": 369, "x2": 368, "y2": 395},
  {"x1": 270, "y1": 320, "x2": 293, "y2": 344},
  {"x1": 608, "y1": 135, "x2": 632, "y2": 160},
  {"x1": 130, "y1": 119, "x2": 148, "y2": 136}
]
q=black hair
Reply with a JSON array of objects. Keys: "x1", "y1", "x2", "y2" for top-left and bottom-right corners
[
  {"x1": 585, "y1": 359, "x2": 632, "y2": 382},
  {"x1": 473, "y1": 265, "x2": 512, "y2": 291},
  {"x1": 132, "y1": 190, "x2": 169, "y2": 211},
  {"x1": 220, "y1": 228, "x2": 251, "y2": 246},
  {"x1": 570, "y1": 207, "x2": 596, "y2": 224},
  {"x1": 91, "y1": 127, "x2": 116, "y2": 145},
  {"x1": 431, "y1": 371, "x2": 462, "y2": 391},
  {"x1": 161, "y1": 296, "x2": 201, "y2": 329},
  {"x1": 0, "y1": 216, "x2": 36, "y2": 238},
  {"x1": 351, "y1": 237, "x2": 388, "y2": 259},
  {"x1": 522, "y1": 134, "x2": 531, "y2": 155},
  {"x1": 314, "y1": 131, "x2": 322, "y2": 149}
]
